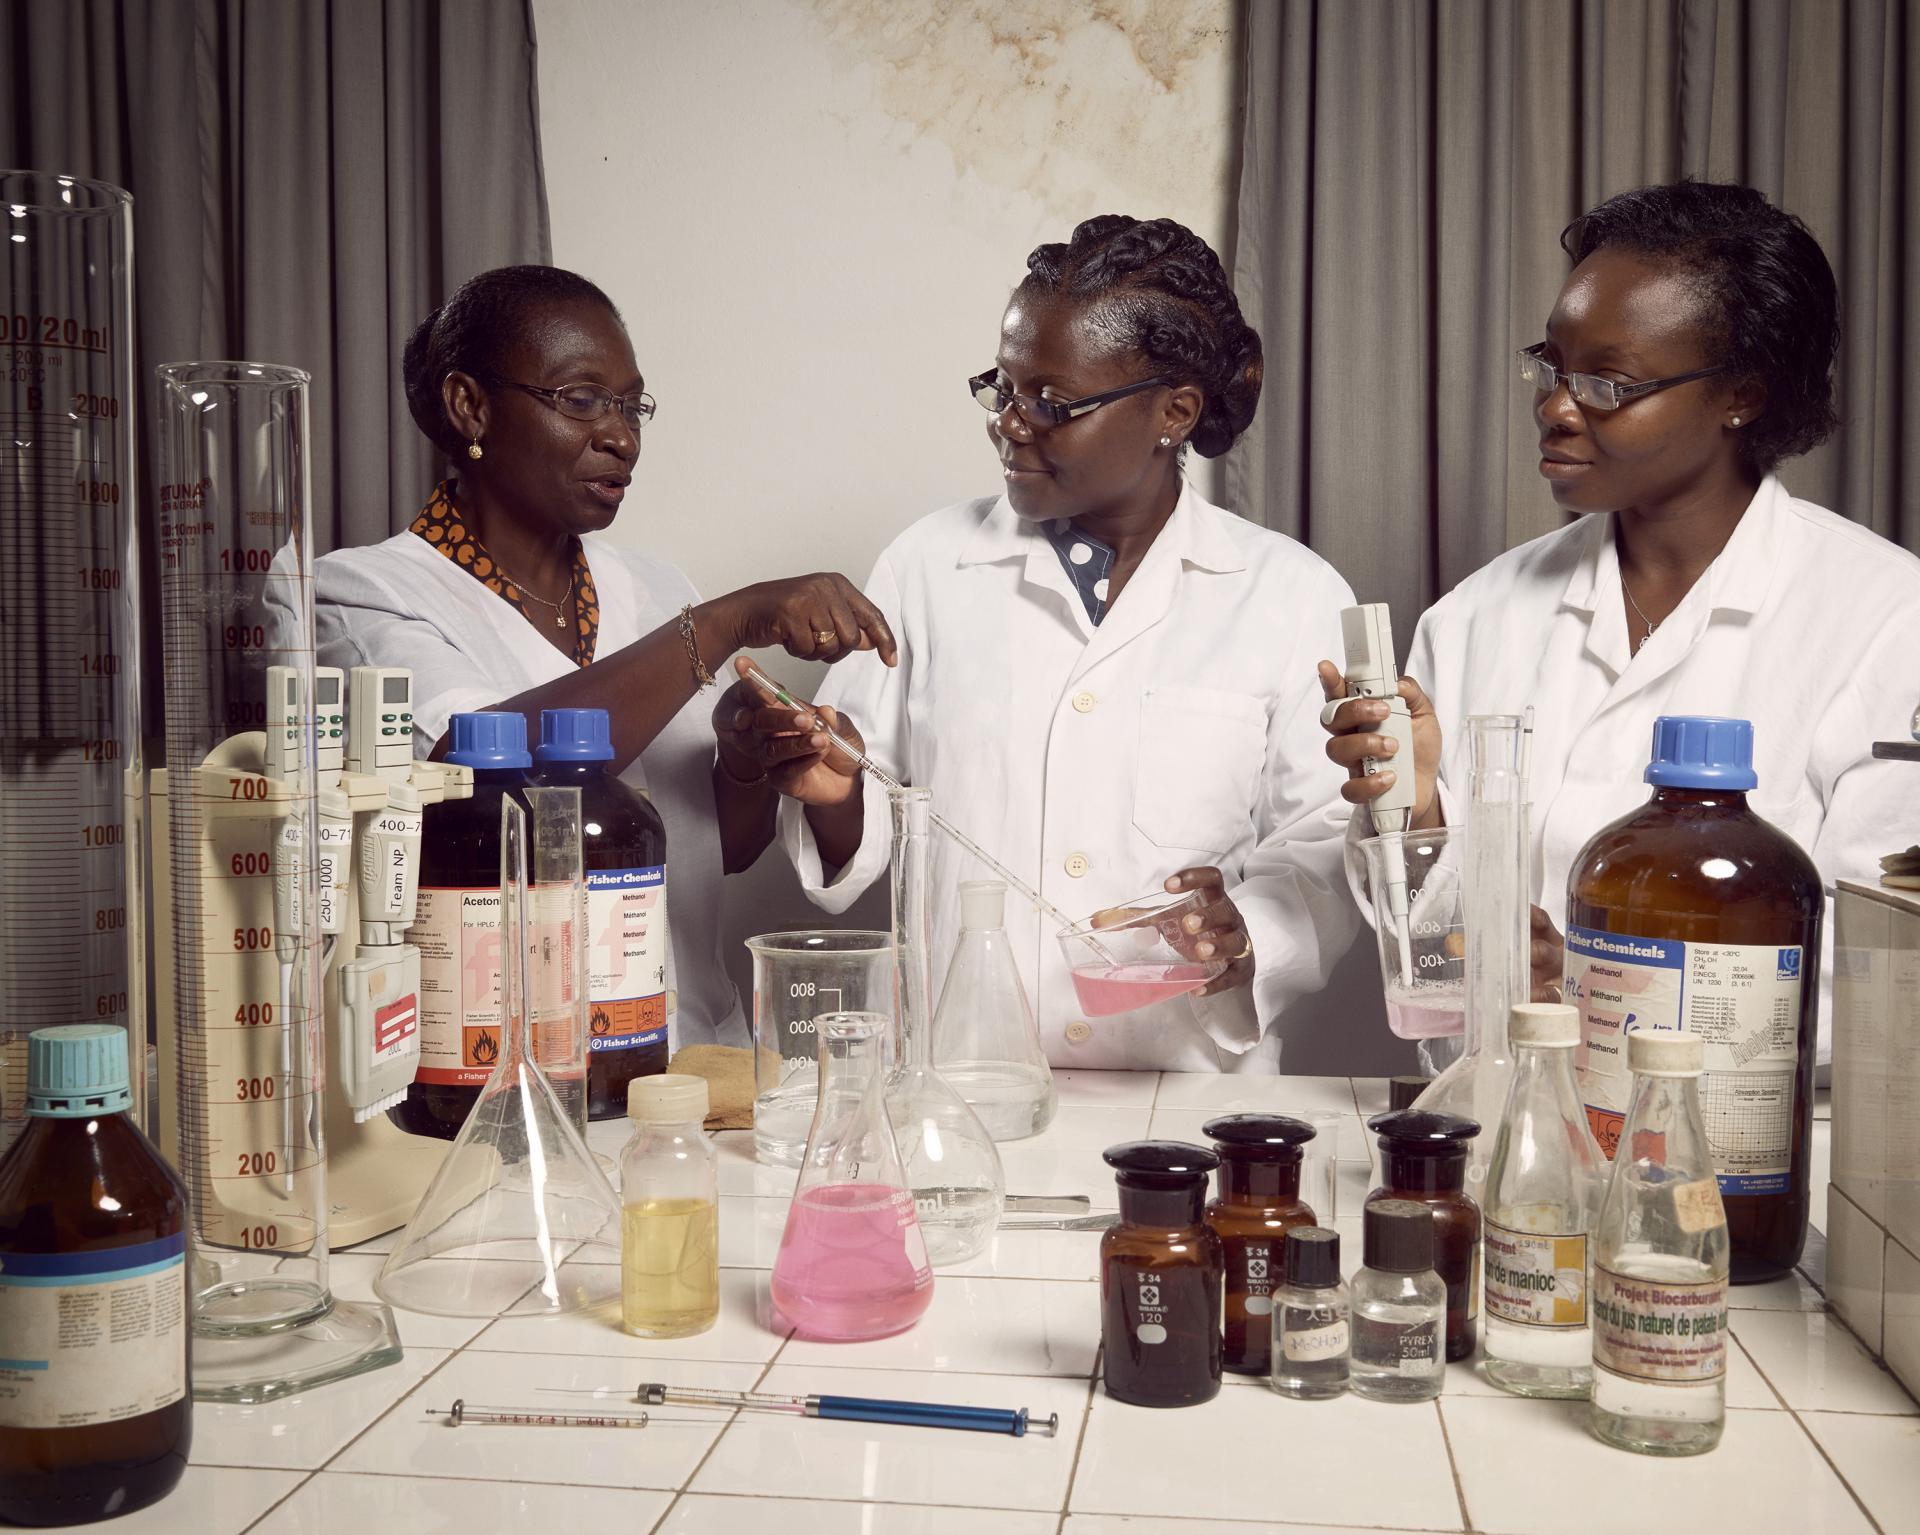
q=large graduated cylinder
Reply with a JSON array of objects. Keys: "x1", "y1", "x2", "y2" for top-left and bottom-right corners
[
  {"x1": 153, "y1": 362, "x2": 398, "y2": 1398},
  {"x1": 0, "y1": 172, "x2": 146, "y2": 1143}
]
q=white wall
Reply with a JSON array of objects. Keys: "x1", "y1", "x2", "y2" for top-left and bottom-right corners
[{"x1": 534, "y1": 0, "x2": 1404, "y2": 1074}]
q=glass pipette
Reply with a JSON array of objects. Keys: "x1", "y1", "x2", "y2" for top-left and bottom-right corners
[
  {"x1": 739, "y1": 661, "x2": 1089, "y2": 942},
  {"x1": 426, "y1": 1399, "x2": 650, "y2": 1429}
]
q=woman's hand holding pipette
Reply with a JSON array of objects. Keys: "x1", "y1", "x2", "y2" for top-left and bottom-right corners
[
  {"x1": 713, "y1": 659, "x2": 867, "y2": 808},
  {"x1": 1316, "y1": 661, "x2": 1444, "y2": 829},
  {"x1": 1161, "y1": 866, "x2": 1255, "y2": 997}
]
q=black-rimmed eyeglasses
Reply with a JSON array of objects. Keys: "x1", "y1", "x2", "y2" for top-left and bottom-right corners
[
  {"x1": 1517, "y1": 344, "x2": 1722, "y2": 412},
  {"x1": 484, "y1": 376, "x2": 657, "y2": 432},
  {"x1": 968, "y1": 368, "x2": 1171, "y2": 429}
]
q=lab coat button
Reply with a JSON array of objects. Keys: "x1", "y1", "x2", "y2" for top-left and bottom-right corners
[
  {"x1": 1065, "y1": 1020, "x2": 1093, "y2": 1044},
  {"x1": 1072, "y1": 691, "x2": 1096, "y2": 714},
  {"x1": 1065, "y1": 853, "x2": 1090, "y2": 878}
]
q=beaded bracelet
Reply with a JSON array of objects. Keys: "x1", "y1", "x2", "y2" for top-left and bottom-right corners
[{"x1": 679, "y1": 603, "x2": 714, "y2": 688}]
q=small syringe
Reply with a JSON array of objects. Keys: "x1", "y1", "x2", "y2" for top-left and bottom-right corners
[
  {"x1": 739, "y1": 661, "x2": 1087, "y2": 941},
  {"x1": 1335, "y1": 605, "x2": 1417, "y2": 987},
  {"x1": 426, "y1": 1399, "x2": 650, "y2": 1430}
]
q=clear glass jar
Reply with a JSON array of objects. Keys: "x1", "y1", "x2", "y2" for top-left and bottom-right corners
[
  {"x1": 1270, "y1": 1226, "x2": 1349, "y2": 1400},
  {"x1": 618, "y1": 1074, "x2": 719, "y2": 1339},
  {"x1": 1349, "y1": 1199, "x2": 1446, "y2": 1404},
  {"x1": 1365, "y1": 1109, "x2": 1481, "y2": 1360}
]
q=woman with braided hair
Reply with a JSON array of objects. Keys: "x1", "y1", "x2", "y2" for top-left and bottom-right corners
[{"x1": 720, "y1": 216, "x2": 1359, "y2": 1072}]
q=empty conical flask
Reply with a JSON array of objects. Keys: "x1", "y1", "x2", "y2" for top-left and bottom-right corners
[
  {"x1": 887, "y1": 788, "x2": 1004, "y2": 1265},
  {"x1": 771, "y1": 1011, "x2": 933, "y2": 1341},
  {"x1": 933, "y1": 881, "x2": 1055, "y2": 1141}
]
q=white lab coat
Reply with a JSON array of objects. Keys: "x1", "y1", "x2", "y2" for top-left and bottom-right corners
[
  {"x1": 310, "y1": 530, "x2": 748, "y2": 1049},
  {"x1": 1370, "y1": 475, "x2": 1920, "y2": 1060},
  {"x1": 780, "y1": 483, "x2": 1360, "y2": 1072}
]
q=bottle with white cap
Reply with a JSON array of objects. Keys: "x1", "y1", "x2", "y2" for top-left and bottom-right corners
[
  {"x1": 1589, "y1": 1030, "x2": 1729, "y2": 1456},
  {"x1": 1483, "y1": 1002, "x2": 1607, "y2": 1399},
  {"x1": 618, "y1": 1073, "x2": 718, "y2": 1338},
  {"x1": 931, "y1": 880, "x2": 1056, "y2": 1141}
]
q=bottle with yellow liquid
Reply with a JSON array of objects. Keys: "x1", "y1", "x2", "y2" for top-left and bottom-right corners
[{"x1": 619, "y1": 1074, "x2": 719, "y2": 1338}]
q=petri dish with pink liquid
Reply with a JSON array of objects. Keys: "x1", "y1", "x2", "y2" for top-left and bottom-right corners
[{"x1": 1056, "y1": 888, "x2": 1229, "y2": 1019}]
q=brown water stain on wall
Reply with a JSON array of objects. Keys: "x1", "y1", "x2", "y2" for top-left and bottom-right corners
[{"x1": 804, "y1": 0, "x2": 1234, "y2": 226}]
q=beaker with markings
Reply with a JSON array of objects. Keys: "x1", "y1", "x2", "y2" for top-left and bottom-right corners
[
  {"x1": 744, "y1": 930, "x2": 894, "y2": 1167},
  {"x1": 153, "y1": 361, "x2": 400, "y2": 1399},
  {"x1": 1363, "y1": 828, "x2": 1466, "y2": 1077},
  {"x1": 0, "y1": 172, "x2": 146, "y2": 1147}
]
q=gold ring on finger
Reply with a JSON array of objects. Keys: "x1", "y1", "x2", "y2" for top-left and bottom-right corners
[
  {"x1": 815, "y1": 629, "x2": 837, "y2": 645},
  {"x1": 1234, "y1": 935, "x2": 1253, "y2": 960}
]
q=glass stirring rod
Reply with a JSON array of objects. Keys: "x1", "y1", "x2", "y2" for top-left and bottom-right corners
[{"x1": 739, "y1": 661, "x2": 1088, "y2": 941}]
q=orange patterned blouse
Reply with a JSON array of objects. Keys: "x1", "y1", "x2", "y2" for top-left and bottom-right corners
[{"x1": 410, "y1": 481, "x2": 601, "y2": 666}]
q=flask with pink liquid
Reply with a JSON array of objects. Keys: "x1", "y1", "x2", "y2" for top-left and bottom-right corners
[{"x1": 770, "y1": 1011, "x2": 933, "y2": 1341}]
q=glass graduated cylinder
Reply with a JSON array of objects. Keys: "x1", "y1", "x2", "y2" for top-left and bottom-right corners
[{"x1": 771, "y1": 1011, "x2": 932, "y2": 1341}]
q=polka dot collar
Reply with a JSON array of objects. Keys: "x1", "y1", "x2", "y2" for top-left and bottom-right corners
[{"x1": 1042, "y1": 518, "x2": 1117, "y2": 626}]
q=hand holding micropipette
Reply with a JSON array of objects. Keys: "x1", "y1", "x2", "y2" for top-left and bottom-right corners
[{"x1": 1316, "y1": 660, "x2": 1442, "y2": 829}]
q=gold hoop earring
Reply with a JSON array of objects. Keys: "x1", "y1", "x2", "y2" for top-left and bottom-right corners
[{"x1": 468, "y1": 438, "x2": 484, "y2": 460}]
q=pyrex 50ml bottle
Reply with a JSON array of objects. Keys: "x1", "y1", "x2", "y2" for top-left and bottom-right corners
[
  {"x1": 1349, "y1": 1200, "x2": 1446, "y2": 1403},
  {"x1": 1365, "y1": 1110, "x2": 1481, "y2": 1360},
  {"x1": 1203, "y1": 1114, "x2": 1318, "y2": 1376},
  {"x1": 392, "y1": 711, "x2": 532, "y2": 1139},
  {"x1": 534, "y1": 708, "x2": 670, "y2": 1119},
  {"x1": 1567, "y1": 716, "x2": 1821, "y2": 1283},
  {"x1": 0, "y1": 1027, "x2": 191, "y2": 1526},
  {"x1": 1100, "y1": 1142, "x2": 1224, "y2": 1408}
]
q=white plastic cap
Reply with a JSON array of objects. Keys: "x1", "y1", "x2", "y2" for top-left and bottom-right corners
[
  {"x1": 960, "y1": 880, "x2": 1006, "y2": 931},
  {"x1": 1509, "y1": 1002, "x2": 1579, "y2": 1047},
  {"x1": 627, "y1": 1073, "x2": 710, "y2": 1123},
  {"x1": 1627, "y1": 1029, "x2": 1703, "y2": 1077}
]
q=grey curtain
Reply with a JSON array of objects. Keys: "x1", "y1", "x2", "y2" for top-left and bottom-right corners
[
  {"x1": 1228, "y1": 0, "x2": 1920, "y2": 629},
  {"x1": 0, "y1": 0, "x2": 551, "y2": 551}
]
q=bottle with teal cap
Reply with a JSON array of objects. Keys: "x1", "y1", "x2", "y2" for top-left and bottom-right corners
[
  {"x1": 391, "y1": 710, "x2": 534, "y2": 1139},
  {"x1": 1566, "y1": 715, "x2": 1822, "y2": 1284},
  {"x1": 0, "y1": 1025, "x2": 190, "y2": 1525},
  {"x1": 534, "y1": 708, "x2": 670, "y2": 1118}
]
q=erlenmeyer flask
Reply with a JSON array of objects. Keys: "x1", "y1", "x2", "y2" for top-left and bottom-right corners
[
  {"x1": 934, "y1": 881, "x2": 1055, "y2": 1141},
  {"x1": 886, "y1": 788, "x2": 1005, "y2": 1264},
  {"x1": 771, "y1": 1011, "x2": 933, "y2": 1340},
  {"x1": 375, "y1": 795, "x2": 621, "y2": 1317},
  {"x1": 1414, "y1": 715, "x2": 1531, "y2": 1201}
]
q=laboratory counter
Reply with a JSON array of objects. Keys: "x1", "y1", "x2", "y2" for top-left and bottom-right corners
[{"x1": 83, "y1": 1072, "x2": 1914, "y2": 1535}]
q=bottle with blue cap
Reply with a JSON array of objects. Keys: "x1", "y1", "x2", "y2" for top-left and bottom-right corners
[
  {"x1": 534, "y1": 708, "x2": 670, "y2": 1117},
  {"x1": 0, "y1": 1026, "x2": 191, "y2": 1524},
  {"x1": 1564, "y1": 715, "x2": 1822, "y2": 1284},
  {"x1": 389, "y1": 710, "x2": 534, "y2": 1140}
]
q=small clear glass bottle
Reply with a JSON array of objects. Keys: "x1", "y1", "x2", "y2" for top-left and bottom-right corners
[
  {"x1": 933, "y1": 880, "x2": 1056, "y2": 1141},
  {"x1": 1365, "y1": 1109, "x2": 1481, "y2": 1360},
  {"x1": 1484, "y1": 1002, "x2": 1606, "y2": 1398},
  {"x1": 1271, "y1": 1226, "x2": 1349, "y2": 1400},
  {"x1": 1203, "y1": 1114, "x2": 1318, "y2": 1376},
  {"x1": 1590, "y1": 1030, "x2": 1729, "y2": 1456},
  {"x1": 1350, "y1": 1199, "x2": 1447, "y2": 1403},
  {"x1": 619, "y1": 1074, "x2": 719, "y2": 1339},
  {"x1": 1100, "y1": 1142, "x2": 1224, "y2": 1408}
]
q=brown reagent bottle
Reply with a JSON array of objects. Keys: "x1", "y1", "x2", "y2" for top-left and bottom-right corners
[
  {"x1": 534, "y1": 709, "x2": 670, "y2": 1119},
  {"x1": 1566, "y1": 715, "x2": 1821, "y2": 1285},
  {"x1": 0, "y1": 1026, "x2": 190, "y2": 1526},
  {"x1": 1365, "y1": 1109, "x2": 1482, "y2": 1361},
  {"x1": 1202, "y1": 1114, "x2": 1318, "y2": 1375},
  {"x1": 1099, "y1": 1142, "x2": 1223, "y2": 1408}
]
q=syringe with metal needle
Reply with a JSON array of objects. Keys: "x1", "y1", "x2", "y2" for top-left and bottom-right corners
[
  {"x1": 631, "y1": 1382, "x2": 1058, "y2": 1438},
  {"x1": 1328, "y1": 604, "x2": 1417, "y2": 986},
  {"x1": 738, "y1": 660, "x2": 1089, "y2": 942},
  {"x1": 425, "y1": 1399, "x2": 650, "y2": 1430}
]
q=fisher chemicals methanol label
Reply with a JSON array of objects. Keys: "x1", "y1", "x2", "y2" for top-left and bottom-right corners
[{"x1": 1568, "y1": 927, "x2": 1802, "y2": 1194}]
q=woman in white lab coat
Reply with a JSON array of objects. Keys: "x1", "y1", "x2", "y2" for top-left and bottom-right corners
[
  {"x1": 313, "y1": 265, "x2": 896, "y2": 1048},
  {"x1": 718, "y1": 216, "x2": 1359, "y2": 1072},
  {"x1": 1323, "y1": 181, "x2": 1920, "y2": 1058}
]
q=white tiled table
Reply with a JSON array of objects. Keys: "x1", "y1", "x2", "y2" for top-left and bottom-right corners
[{"x1": 99, "y1": 1074, "x2": 1917, "y2": 1534}]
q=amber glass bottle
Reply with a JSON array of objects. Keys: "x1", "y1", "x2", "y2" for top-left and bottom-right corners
[
  {"x1": 0, "y1": 1027, "x2": 190, "y2": 1526},
  {"x1": 1365, "y1": 1110, "x2": 1481, "y2": 1361},
  {"x1": 390, "y1": 711, "x2": 531, "y2": 1140},
  {"x1": 1202, "y1": 1114, "x2": 1317, "y2": 1375},
  {"x1": 1100, "y1": 1142, "x2": 1223, "y2": 1408},
  {"x1": 535, "y1": 709, "x2": 670, "y2": 1120},
  {"x1": 1566, "y1": 716, "x2": 1821, "y2": 1284}
]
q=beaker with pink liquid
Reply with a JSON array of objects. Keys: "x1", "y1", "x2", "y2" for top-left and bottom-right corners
[
  {"x1": 1056, "y1": 888, "x2": 1228, "y2": 1019},
  {"x1": 1363, "y1": 828, "x2": 1467, "y2": 1043},
  {"x1": 770, "y1": 1011, "x2": 932, "y2": 1341}
]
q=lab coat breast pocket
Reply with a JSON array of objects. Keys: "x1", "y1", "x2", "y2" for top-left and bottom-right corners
[{"x1": 1131, "y1": 685, "x2": 1268, "y2": 856}]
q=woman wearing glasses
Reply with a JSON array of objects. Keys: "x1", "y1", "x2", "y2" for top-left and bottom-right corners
[
  {"x1": 719, "y1": 216, "x2": 1359, "y2": 1072},
  {"x1": 312, "y1": 264, "x2": 895, "y2": 1048},
  {"x1": 1322, "y1": 180, "x2": 1920, "y2": 1061}
]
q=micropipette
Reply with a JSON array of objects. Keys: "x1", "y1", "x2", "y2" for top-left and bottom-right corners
[
  {"x1": 1332, "y1": 604, "x2": 1416, "y2": 986},
  {"x1": 630, "y1": 1382, "x2": 1059, "y2": 1437},
  {"x1": 427, "y1": 1399, "x2": 650, "y2": 1429},
  {"x1": 739, "y1": 661, "x2": 1088, "y2": 941}
]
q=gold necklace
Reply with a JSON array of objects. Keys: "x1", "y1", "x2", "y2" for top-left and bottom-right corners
[{"x1": 508, "y1": 565, "x2": 575, "y2": 629}]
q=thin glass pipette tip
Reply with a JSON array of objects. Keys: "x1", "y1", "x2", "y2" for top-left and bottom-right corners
[{"x1": 739, "y1": 661, "x2": 1082, "y2": 935}]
